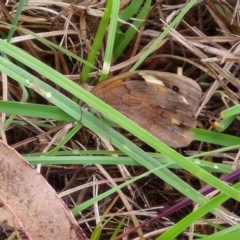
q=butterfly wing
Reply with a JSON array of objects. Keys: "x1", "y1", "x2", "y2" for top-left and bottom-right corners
[{"x1": 91, "y1": 71, "x2": 202, "y2": 148}]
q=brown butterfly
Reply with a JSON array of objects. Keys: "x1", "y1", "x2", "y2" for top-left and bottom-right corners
[{"x1": 91, "y1": 71, "x2": 202, "y2": 148}]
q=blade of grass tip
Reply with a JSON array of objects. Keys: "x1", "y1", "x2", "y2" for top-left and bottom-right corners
[
  {"x1": 199, "y1": 224, "x2": 240, "y2": 239},
  {"x1": 117, "y1": 1, "x2": 143, "y2": 28},
  {"x1": 1, "y1": 40, "x2": 240, "y2": 202},
  {"x1": 214, "y1": 115, "x2": 236, "y2": 132},
  {"x1": 100, "y1": 0, "x2": 119, "y2": 80},
  {"x1": 43, "y1": 122, "x2": 83, "y2": 156},
  {"x1": 81, "y1": 2, "x2": 113, "y2": 82},
  {"x1": 192, "y1": 128, "x2": 240, "y2": 146},
  {"x1": 131, "y1": 0, "x2": 197, "y2": 70},
  {"x1": 221, "y1": 104, "x2": 240, "y2": 118}
]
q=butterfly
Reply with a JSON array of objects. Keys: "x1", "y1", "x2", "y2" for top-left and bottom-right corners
[{"x1": 91, "y1": 71, "x2": 202, "y2": 148}]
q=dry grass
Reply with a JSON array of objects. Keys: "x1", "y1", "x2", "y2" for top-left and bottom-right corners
[{"x1": 1, "y1": 1, "x2": 240, "y2": 240}]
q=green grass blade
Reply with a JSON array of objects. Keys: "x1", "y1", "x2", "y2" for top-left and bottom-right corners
[
  {"x1": 0, "y1": 56, "x2": 81, "y2": 120},
  {"x1": 81, "y1": 2, "x2": 113, "y2": 82},
  {"x1": 193, "y1": 128, "x2": 240, "y2": 146},
  {"x1": 221, "y1": 104, "x2": 240, "y2": 118},
  {"x1": 0, "y1": 101, "x2": 73, "y2": 121},
  {"x1": 157, "y1": 182, "x2": 240, "y2": 240},
  {"x1": 214, "y1": 115, "x2": 236, "y2": 132},
  {"x1": 100, "y1": 0, "x2": 119, "y2": 80},
  {"x1": 6, "y1": 0, "x2": 26, "y2": 41},
  {"x1": 43, "y1": 122, "x2": 83, "y2": 156},
  {"x1": 113, "y1": 0, "x2": 151, "y2": 60},
  {"x1": 131, "y1": 0, "x2": 197, "y2": 70},
  {"x1": 118, "y1": 1, "x2": 143, "y2": 28}
]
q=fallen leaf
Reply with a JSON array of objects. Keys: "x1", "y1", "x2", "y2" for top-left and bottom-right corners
[{"x1": 0, "y1": 140, "x2": 88, "y2": 240}]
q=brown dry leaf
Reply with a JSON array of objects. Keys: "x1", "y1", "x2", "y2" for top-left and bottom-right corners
[{"x1": 0, "y1": 140, "x2": 88, "y2": 240}]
